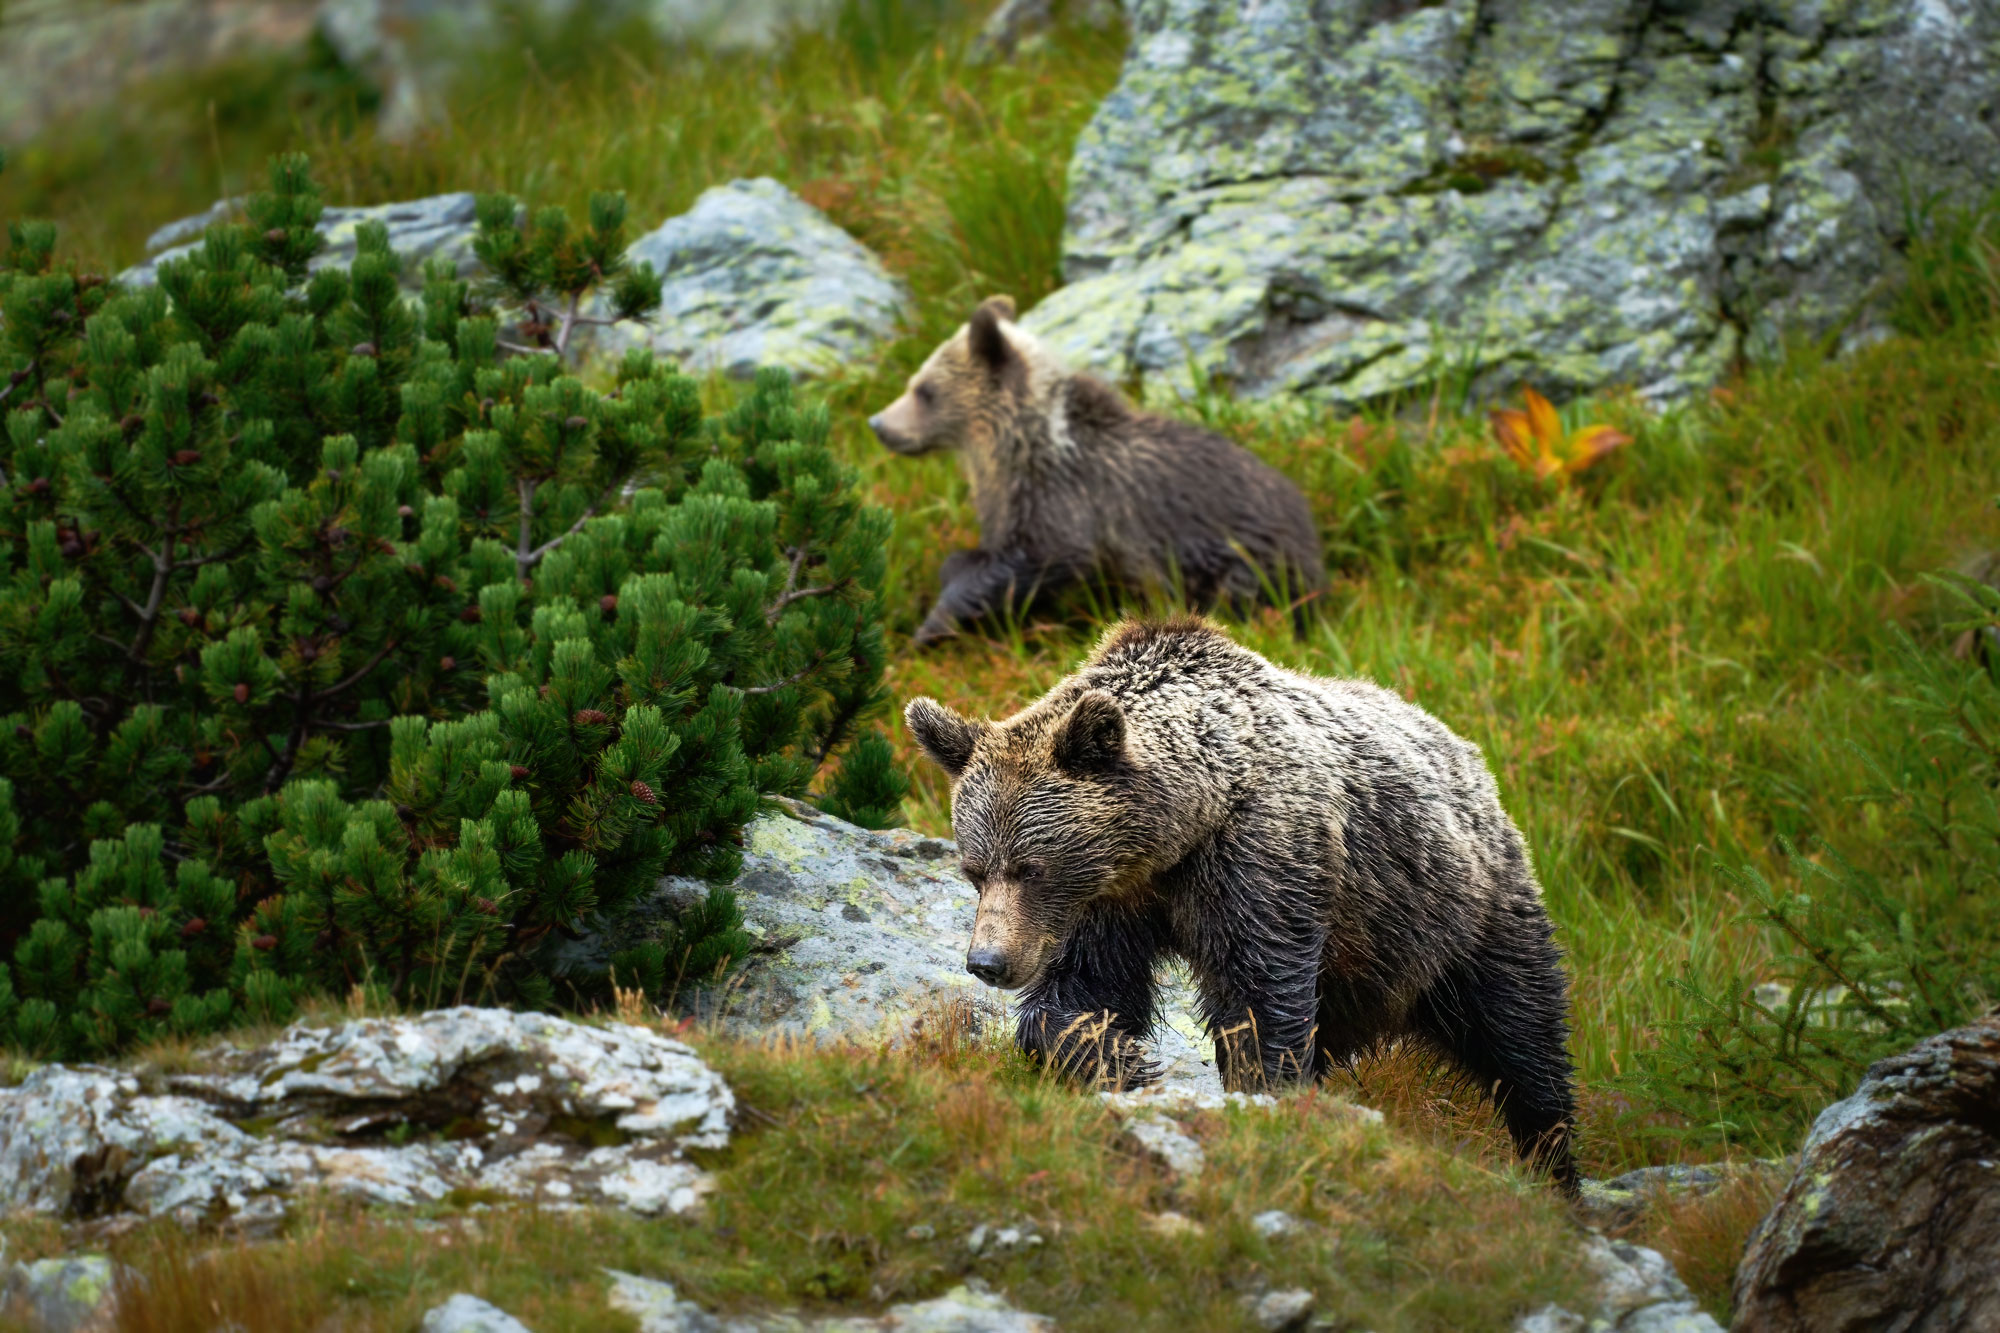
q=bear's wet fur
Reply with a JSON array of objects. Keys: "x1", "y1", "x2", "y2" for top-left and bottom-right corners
[
  {"x1": 870, "y1": 297, "x2": 1325, "y2": 645},
  {"x1": 905, "y1": 616, "x2": 1579, "y2": 1192}
]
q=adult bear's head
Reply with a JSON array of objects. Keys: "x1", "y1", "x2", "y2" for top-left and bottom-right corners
[{"x1": 904, "y1": 686, "x2": 1156, "y2": 990}]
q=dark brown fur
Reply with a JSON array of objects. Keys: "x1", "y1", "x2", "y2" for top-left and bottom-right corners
[{"x1": 871, "y1": 297, "x2": 1326, "y2": 645}]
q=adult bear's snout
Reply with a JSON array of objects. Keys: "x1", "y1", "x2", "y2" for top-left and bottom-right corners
[{"x1": 965, "y1": 947, "x2": 1009, "y2": 987}]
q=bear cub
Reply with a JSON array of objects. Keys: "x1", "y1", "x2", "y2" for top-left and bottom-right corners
[
  {"x1": 906, "y1": 617, "x2": 1580, "y2": 1191},
  {"x1": 871, "y1": 297, "x2": 1325, "y2": 646}
]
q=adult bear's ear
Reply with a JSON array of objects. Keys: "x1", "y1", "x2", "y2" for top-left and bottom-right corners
[
  {"x1": 967, "y1": 297, "x2": 1015, "y2": 373},
  {"x1": 1051, "y1": 689, "x2": 1126, "y2": 776},
  {"x1": 906, "y1": 697, "x2": 986, "y2": 778}
]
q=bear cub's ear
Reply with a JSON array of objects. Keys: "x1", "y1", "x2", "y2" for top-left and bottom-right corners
[
  {"x1": 1051, "y1": 689, "x2": 1127, "y2": 776},
  {"x1": 906, "y1": 697, "x2": 986, "y2": 779},
  {"x1": 967, "y1": 296, "x2": 1017, "y2": 373}
]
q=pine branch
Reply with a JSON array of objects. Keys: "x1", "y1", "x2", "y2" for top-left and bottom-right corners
[{"x1": 517, "y1": 487, "x2": 613, "y2": 577}]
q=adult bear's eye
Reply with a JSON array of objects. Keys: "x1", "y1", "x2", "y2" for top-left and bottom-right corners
[
  {"x1": 961, "y1": 862, "x2": 987, "y2": 887},
  {"x1": 1015, "y1": 861, "x2": 1045, "y2": 883}
]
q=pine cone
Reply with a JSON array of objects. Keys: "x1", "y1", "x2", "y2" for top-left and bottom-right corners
[
  {"x1": 474, "y1": 897, "x2": 499, "y2": 917},
  {"x1": 178, "y1": 607, "x2": 201, "y2": 627},
  {"x1": 573, "y1": 708, "x2": 609, "y2": 726},
  {"x1": 147, "y1": 997, "x2": 172, "y2": 1017},
  {"x1": 251, "y1": 934, "x2": 278, "y2": 951},
  {"x1": 171, "y1": 449, "x2": 201, "y2": 466},
  {"x1": 459, "y1": 606, "x2": 483, "y2": 624},
  {"x1": 180, "y1": 918, "x2": 206, "y2": 938},
  {"x1": 439, "y1": 656, "x2": 456, "y2": 672},
  {"x1": 599, "y1": 594, "x2": 618, "y2": 618},
  {"x1": 630, "y1": 780, "x2": 657, "y2": 805},
  {"x1": 233, "y1": 682, "x2": 250, "y2": 704},
  {"x1": 509, "y1": 765, "x2": 530, "y2": 780}
]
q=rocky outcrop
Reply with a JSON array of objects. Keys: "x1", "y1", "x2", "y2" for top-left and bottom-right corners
[
  {"x1": 1730, "y1": 1010, "x2": 2000, "y2": 1332},
  {"x1": 1023, "y1": 0, "x2": 2000, "y2": 406},
  {"x1": 0, "y1": 1008, "x2": 731, "y2": 1231},
  {"x1": 118, "y1": 192, "x2": 483, "y2": 290},
  {"x1": 583, "y1": 179, "x2": 909, "y2": 379},
  {"x1": 559, "y1": 799, "x2": 1226, "y2": 1097}
]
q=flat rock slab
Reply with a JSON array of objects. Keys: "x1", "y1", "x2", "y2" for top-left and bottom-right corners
[
  {"x1": 561, "y1": 799, "x2": 1226, "y2": 1097},
  {"x1": 607, "y1": 1270, "x2": 1055, "y2": 1332},
  {"x1": 1731, "y1": 1009, "x2": 2000, "y2": 1332},
  {"x1": 0, "y1": 1008, "x2": 731, "y2": 1231},
  {"x1": 1025, "y1": 0, "x2": 2000, "y2": 406}
]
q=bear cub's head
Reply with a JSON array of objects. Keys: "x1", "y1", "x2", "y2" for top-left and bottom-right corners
[
  {"x1": 869, "y1": 295, "x2": 1039, "y2": 457},
  {"x1": 904, "y1": 688, "x2": 1150, "y2": 991}
]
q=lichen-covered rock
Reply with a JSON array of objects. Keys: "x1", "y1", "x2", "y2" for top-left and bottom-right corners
[
  {"x1": 0, "y1": 1008, "x2": 730, "y2": 1230},
  {"x1": 584, "y1": 179, "x2": 909, "y2": 379},
  {"x1": 1575, "y1": 1159, "x2": 1789, "y2": 1232},
  {"x1": 0, "y1": 1254, "x2": 119, "y2": 1333},
  {"x1": 558, "y1": 799, "x2": 1223, "y2": 1096},
  {"x1": 1730, "y1": 1010, "x2": 2000, "y2": 1332},
  {"x1": 1516, "y1": 1236, "x2": 1722, "y2": 1333},
  {"x1": 1024, "y1": 0, "x2": 2000, "y2": 406},
  {"x1": 118, "y1": 192, "x2": 481, "y2": 290}
]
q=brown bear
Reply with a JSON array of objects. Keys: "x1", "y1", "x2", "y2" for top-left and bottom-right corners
[
  {"x1": 869, "y1": 297, "x2": 1326, "y2": 646},
  {"x1": 904, "y1": 617, "x2": 1580, "y2": 1192}
]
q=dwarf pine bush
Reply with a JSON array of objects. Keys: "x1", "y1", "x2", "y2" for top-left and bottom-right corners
[{"x1": 0, "y1": 155, "x2": 900, "y2": 1056}]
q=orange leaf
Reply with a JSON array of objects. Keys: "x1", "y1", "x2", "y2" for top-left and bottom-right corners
[
  {"x1": 1564, "y1": 424, "x2": 1633, "y2": 475},
  {"x1": 1490, "y1": 409, "x2": 1534, "y2": 468},
  {"x1": 1523, "y1": 386, "x2": 1562, "y2": 450}
]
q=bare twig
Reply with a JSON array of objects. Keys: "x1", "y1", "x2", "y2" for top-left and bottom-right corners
[
  {"x1": 738, "y1": 651, "x2": 830, "y2": 696},
  {"x1": 766, "y1": 579, "x2": 850, "y2": 623},
  {"x1": 0, "y1": 362, "x2": 34, "y2": 410},
  {"x1": 312, "y1": 638, "x2": 400, "y2": 702}
]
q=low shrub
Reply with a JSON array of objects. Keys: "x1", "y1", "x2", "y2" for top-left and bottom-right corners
[{"x1": 0, "y1": 155, "x2": 900, "y2": 1056}]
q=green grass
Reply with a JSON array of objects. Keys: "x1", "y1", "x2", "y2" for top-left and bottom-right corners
[{"x1": 6, "y1": 1, "x2": 2000, "y2": 1324}]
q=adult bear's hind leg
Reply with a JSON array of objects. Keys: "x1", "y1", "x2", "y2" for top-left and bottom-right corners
[{"x1": 1409, "y1": 917, "x2": 1580, "y2": 1195}]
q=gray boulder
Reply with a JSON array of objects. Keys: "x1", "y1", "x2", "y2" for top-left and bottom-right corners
[
  {"x1": 0, "y1": 1255, "x2": 119, "y2": 1333},
  {"x1": 0, "y1": 1008, "x2": 731, "y2": 1230},
  {"x1": 560, "y1": 798, "x2": 1225, "y2": 1097},
  {"x1": 118, "y1": 192, "x2": 482, "y2": 290},
  {"x1": 1731, "y1": 1009, "x2": 2000, "y2": 1332},
  {"x1": 584, "y1": 179, "x2": 909, "y2": 379},
  {"x1": 1023, "y1": 0, "x2": 2000, "y2": 406}
]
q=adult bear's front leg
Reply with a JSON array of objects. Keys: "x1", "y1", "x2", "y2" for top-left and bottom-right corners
[
  {"x1": 1012, "y1": 900, "x2": 1167, "y2": 1091},
  {"x1": 1174, "y1": 847, "x2": 1326, "y2": 1092}
]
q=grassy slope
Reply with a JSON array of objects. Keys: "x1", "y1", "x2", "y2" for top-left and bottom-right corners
[{"x1": 4, "y1": 2, "x2": 1997, "y2": 1326}]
